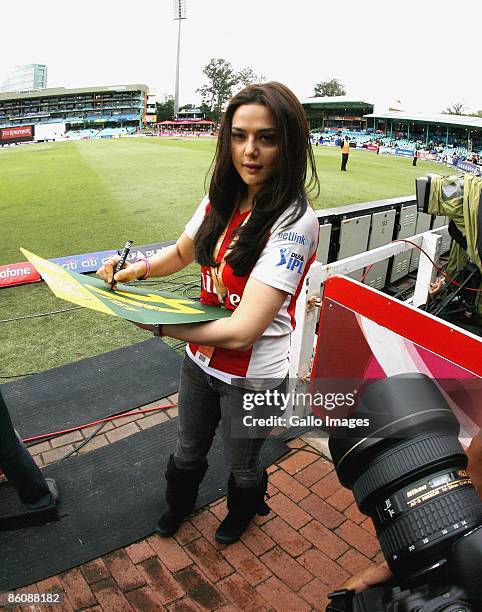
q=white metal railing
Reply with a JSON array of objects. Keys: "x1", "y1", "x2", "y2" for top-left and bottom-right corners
[{"x1": 289, "y1": 225, "x2": 450, "y2": 389}]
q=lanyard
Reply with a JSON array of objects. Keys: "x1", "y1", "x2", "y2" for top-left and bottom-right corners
[{"x1": 210, "y1": 208, "x2": 251, "y2": 305}]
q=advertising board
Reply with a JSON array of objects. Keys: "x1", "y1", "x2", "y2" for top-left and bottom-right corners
[{"x1": 0, "y1": 125, "x2": 34, "y2": 144}]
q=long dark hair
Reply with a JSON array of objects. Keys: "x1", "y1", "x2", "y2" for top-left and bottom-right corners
[{"x1": 195, "y1": 81, "x2": 319, "y2": 276}]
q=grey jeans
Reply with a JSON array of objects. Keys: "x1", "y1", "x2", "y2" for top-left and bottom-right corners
[{"x1": 173, "y1": 355, "x2": 287, "y2": 488}]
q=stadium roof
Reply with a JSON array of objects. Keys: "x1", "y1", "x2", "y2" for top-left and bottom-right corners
[
  {"x1": 301, "y1": 96, "x2": 374, "y2": 108},
  {"x1": 364, "y1": 110, "x2": 482, "y2": 130},
  {"x1": 0, "y1": 84, "x2": 149, "y2": 102}
]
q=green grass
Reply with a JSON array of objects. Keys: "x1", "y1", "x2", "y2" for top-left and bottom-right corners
[
  {"x1": 1, "y1": 138, "x2": 215, "y2": 263},
  {"x1": 312, "y1": 146, "x2": 430, "y2": 205},
  {"x1": 0, "y1": 138, "x2": 456, "y2": 379}
]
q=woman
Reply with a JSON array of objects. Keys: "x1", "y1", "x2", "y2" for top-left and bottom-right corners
[{"x1": 97, "y1": 82, "x2": 320, "y2": 544}]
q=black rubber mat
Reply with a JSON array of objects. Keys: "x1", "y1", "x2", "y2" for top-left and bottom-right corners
[
  {"x1": 0, "y1": 418, "x2": 289, "y2": 591},
  {"x1": 1, "y1": 339, "x2": 182, "y2": 439}
]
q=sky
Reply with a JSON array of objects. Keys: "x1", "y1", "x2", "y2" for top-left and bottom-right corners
[{"x1": 0, "y1": 0, "x2": 481, "y2": 116}]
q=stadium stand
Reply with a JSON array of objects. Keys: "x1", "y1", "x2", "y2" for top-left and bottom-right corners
[
  {"x1": 311, "y1": 130, "x2": 481, "y2": 160},
  {"x1": 0, "y1": 84, "x2": 156, "y2": 137},
  {"x1": 303, "y1": 100, "x2": 480, "y2": 158},
  {"x1": 301, "y1": 96, "x2": 374, "y2": 131},
  {"x1": 303, "y1": 99, "x2": 482, "y2": 158}
]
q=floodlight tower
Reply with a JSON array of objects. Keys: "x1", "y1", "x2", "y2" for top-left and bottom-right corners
[{"x1": 173, "y1": 0, "x2": 187, "y2": 119}]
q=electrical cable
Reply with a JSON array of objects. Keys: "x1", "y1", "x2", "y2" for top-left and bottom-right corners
[
  {"x1": 360, "y1": 264, "x2": 373, "y2": 283},
  {"x1": 393, "y1": 239, "x2": 482, "y2": 293},
  {"x1": 0, "y1": 372, "x2": 39, "y2": 379},
  {"x1": 51, "y1": 401, "x2": 178, "y2": 463},
  {"x1": 56, "y1": 421, "x2": 108, "y2": 463},
  {"x1": 128, "y1": 273, "x2": 199, "y2": 287},
  {"x1": 0, "y1": 306, "x2": 83, "y2": 323},
  {"x1": 23, "y1": 402, "x2": 177, "y2": 445}
]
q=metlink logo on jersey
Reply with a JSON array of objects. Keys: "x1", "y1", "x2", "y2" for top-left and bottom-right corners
[
  {"x1": 275, "y1": 230, "x2": 306, "y2": 245},
  {"x1": 276, "y1": 248, "x2": 304, "y2": 274}
]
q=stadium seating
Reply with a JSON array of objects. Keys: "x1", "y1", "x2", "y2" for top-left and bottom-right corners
[
  {"x1": 65, "y1": 126, "x2": 136, "y2": 139},
  {"x1": 310, "y1": 129, "x2": 479, "y2": 158}
]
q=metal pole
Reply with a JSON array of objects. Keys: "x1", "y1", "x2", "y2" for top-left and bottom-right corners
[
  {"x1": 174, "y1": 17, "x2": 181, "y2": 118},
  {"x1": 173, "y1": 0, "x2": 187, "y2": 120}
]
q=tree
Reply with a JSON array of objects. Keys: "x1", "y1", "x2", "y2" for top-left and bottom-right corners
[
  {"x1": 156, "y1": 95, "x2": 174, "y2": 121},
  {"x1": 196, "y1": 59, "x2": 266, "y2": 122},
  {"x1": 199, "y1": 103, "x2": 215, "y2": 121},
  {"x1": 469, "y1": 109, "x2": 482, "y2": 118},
  {"x1": 442, "y1": 102, "x2": 466, "y2": 115},
  {"x1": 236, "y1": 67, "x2": 266, "y2": 87},
  {"x1": 196, "y1": 59, "x2": 241, "y2": 122},
  {"x1": 313, "y1": 78, "x2": 346, "y2": 97}
]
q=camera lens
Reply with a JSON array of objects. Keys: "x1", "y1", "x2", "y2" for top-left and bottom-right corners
[{"x1": 329, "y1": 374, "x2": 482, "y2": 575}]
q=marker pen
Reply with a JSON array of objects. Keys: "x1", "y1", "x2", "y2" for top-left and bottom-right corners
[{"x1": 111, "y1": 240, "x2": 133, "y2": 288}]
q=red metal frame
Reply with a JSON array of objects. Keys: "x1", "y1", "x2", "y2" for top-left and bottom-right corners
[{"x1": 321, "y1": 276, "x2": 482, "y2": 376}]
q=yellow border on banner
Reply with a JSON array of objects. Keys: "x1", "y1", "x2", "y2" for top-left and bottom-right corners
[
  {"x1": 20, "y1": 248, "x2": 116, "y2": 316},
  {"x1": 88, "y1": 285, "x2": 204, "y2": 314}
]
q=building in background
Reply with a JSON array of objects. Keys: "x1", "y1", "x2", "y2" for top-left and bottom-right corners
[
  {"x1": 1, "y1": 64, "x2": 48, "y2": 93},
  {"x1": 301, "y1": 96, "x2": 374, "y2": 131},
  {"x1": 364, "y1": 110, "x2": 482, "y2": 150},
  {"x1": 177, "y1": 107, "x2": 206, "y2": 120},
  {"x1": 0, "y1": 84, "x2": 149, "y2": 133},
  {"x1": 145, "y1": 92, "x2": 158, "y2": 124}
]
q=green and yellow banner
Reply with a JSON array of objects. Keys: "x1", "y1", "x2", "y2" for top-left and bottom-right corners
[{"x1": 21, "y1": 249, "x2": 230, "y2": 325}]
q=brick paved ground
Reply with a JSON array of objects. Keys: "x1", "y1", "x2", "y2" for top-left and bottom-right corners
[{"x1": 3, "y1": 397, "x2": 383, "y2": 611}]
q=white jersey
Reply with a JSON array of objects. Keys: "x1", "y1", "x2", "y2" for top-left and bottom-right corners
[{"x1": 185, "y1": 197, "x2": 319, "y2": 384}]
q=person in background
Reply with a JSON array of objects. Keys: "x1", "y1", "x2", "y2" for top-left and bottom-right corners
[
  {"x1": 97, "y1": 82, "x2": 320, "y2": 545},
  {"x1": 0, "y1": 390, "x2": 59, "y2": 515},
  {"x1": 413, "y1": 146, "x2": 418, "y2": 167},
  {"x1": 341, "y1": 136, "x2": 350, "y2": 171}
]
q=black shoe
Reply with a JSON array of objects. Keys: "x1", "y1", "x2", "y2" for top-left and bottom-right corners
[
  {"x1": 156, "y1": 455, "x2": 208, "y2": 537},
  {"x1": 2, "y1": 479, "x2": 60, "y2": 531},
  {"x1": 215, "y1": 471, "x2": 270, "y2": 545},
  {"x1": 156, "y1": 507, "x2": 184, "y2": 537},
  {"x1": 25, "y1": 478, "x2": 59, "y2": 510}
]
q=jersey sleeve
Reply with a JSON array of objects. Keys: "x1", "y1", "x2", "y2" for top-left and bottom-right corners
[
  {"x1": 250, "y1": 206, "x2": 319, "y2": 294},
  {"x1": 184, "y1": 195, "x2": 210, "y2": 240}
]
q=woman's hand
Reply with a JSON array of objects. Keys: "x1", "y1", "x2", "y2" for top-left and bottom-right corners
[
  {"x1": 96, "y1": 256, "x2": 145, "y2": 288},
  {"x1": 342, "y1": 561, "x2": 393, "y2": 593},
  {"x1": 467, "y1": 432, "x2": 482, "y2": 499}
]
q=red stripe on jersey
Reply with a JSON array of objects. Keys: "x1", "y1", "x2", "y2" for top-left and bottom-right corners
[
  {"x1": 188, "y1": 343, "x2": 253, "y2": 376},
  {"x1": 211, "y1": 345, "x2": 253, "y2": 376},
  {"x1": 189, "y1": 207, "x2": 253, "y2": 375}
]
